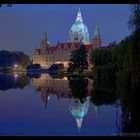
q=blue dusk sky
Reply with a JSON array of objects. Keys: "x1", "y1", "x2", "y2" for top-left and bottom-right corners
[{"x1": 0, "y1": 4, "x2": 131, "y2": 56}]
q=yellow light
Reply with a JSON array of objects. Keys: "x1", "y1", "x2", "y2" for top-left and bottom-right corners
[
  {"x1": 63, "y1": 77, "x2": 68, "y2": 80},
  {"x1": 14, "y1": 64, "x2": 18, "y2": 68}
]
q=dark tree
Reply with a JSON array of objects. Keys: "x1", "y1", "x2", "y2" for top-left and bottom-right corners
[
  {"x1": 0, "y1": 50, "x2": 31, "y2": 68},
  {"x1": 49, "y1": 63, "x2": 64, "y2": 73},
  {"x1": 26, "y1": 63, "x2": 41, "y2": 70},
  {"x1": 91, "y1": 65, "x2": 117, "y2": 106},
  {"x1": 128, "y1": 4, "x2": 140, "y2": 31},
  {"x1": 19, "y1": 52, "x2": 31, "y2": 68},
  {"x1": 67, "y1": 43, "x2": 88, "y2": 73},
  {"x1": 68, "y1": 77, "x2": 88, "y2": 104}
]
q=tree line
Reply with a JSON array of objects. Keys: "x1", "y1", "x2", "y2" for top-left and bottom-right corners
[
  {"x1": 90, "y1": 4, "x2": 140, "y2": 133},
  {"x1": 0, "y1": 50, "x2": 31, "y2": 68}
]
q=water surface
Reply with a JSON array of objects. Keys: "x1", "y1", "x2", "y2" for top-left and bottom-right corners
[{"x1": 0, "y1": 72, "x2": 124, "y2": 136}]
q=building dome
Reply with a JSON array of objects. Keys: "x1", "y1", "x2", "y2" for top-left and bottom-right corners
[
  {"x1": 71, "y1": 22, "x2": 87, "y2": 34},
  {"x1": 69, "y1": 97, "x2": 90, "y2": 129},
  {"x1": 70, "y1": 99, "x2": 88, "y2": 118},
  {"x1": 69, "y1": 8, "x2": 90, "y2": 45}
]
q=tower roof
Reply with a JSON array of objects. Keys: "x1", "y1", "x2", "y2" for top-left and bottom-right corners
[
  {"x1": 76, "y1": 118, "x2": 83, "y2": 131},
  {"x1": 42, "y1": 32, "x2": 47, "y2": 43},
  {"x1": 94, "y1": 25, "x2": 100, "y2": 38},
  {"x1": 75, "y1": 8, "x2": 83, "y2": 23}
]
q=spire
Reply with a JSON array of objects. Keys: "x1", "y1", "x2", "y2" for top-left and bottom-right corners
[
  {"x1": 76, "y1": 8, "x2": 83, "y2": 23},
  {"x1": 56, "y1": 40, "x2": 60, "y2": 47},
  {"x1": 76, "y1": 118, "x2": 83, "y2": 132},
  {"x1": 94, "y1": 105, "x2": 100, "y2": 116},
  {"x1": 94, "y1": 25, "x2": 100, "y2": 38},
  {"x1": 44, "y1": 95, "x2": 50, "y2": 109},
  {"x1": 42, "y1": 32, "x2": 47, "y2": 43}
]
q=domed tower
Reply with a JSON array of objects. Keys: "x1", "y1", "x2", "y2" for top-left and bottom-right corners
[
  {"x1": 93, "y1": 25, "x2": 101, "y2": 49},
  {"x1": 69, "y1": 8, "x2": 90, "y2": 45},
  {"x1": 69, "y1": 97, "x2": 90, "y2": 131}
]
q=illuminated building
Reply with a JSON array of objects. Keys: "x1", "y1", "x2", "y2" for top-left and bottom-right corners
[{"x1": 32, "y1": 8, "x2": 101, "y2": 70}]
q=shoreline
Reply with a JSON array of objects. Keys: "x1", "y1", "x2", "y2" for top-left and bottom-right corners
[{"x1": 0, "y1": 69, "x2": 94, "y2": 78}]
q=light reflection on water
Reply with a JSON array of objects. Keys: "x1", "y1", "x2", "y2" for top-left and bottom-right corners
[{"x1": 0, "y1": 73, "x2": 122, "y2": 136}]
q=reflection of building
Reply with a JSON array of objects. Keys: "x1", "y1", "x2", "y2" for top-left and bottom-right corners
[
  {"x1": 33, "y1": 74, "x2": 72, "y2": 105},
  {"x1": 94, "y1": 105, "x2": 100, "y2": 116},
  {"x1": 69, "y1": 97, "x2": 90, "y2": 130},
  {"x1": 32, "y1": 8, "x2": 102, "y2": 70},
  {"x1": 32, "y1": 74, "x2": 93, "y2": 129},
  {"x1": 32, "y1": 74, "x2": 102, "y2": 130},
  {"x1": 33, "y1": 74, "x2": 93, "y2": 103}
]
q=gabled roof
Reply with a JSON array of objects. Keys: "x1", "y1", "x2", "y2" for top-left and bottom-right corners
[
  {"x1": 57, "y1": 42, "x2": 81, "y2": 49},
  {"x1": 36, "y1": 42, "x2": 94, "y2": 55},
  {"x1": 85, "y1": 44, "x2": 92, "y2": 50},
  {"x1": 47, "y1": 47, "x2": 56, "y2": 54}
]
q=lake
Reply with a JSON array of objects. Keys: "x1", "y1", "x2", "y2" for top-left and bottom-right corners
[{"x1": 0, "y1": 72, "x2": 137, "y2": 136}]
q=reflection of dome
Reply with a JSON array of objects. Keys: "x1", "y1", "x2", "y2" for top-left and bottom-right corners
[
  {"x1": 69, "y1": 8, "x2": 90, "y2": 45},
  {"x1": 70, "y1": 100, "x2": 88, "y2": 118},
  {"x1": 69, "y1": 97, "x2": 90, "y2": 130}
]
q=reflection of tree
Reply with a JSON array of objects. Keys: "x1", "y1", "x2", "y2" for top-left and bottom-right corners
[
  {"x1": 26, "y1": 72, "x2": 41, "y2": 78},
  {"x1": 91, "y1": 86, "x2": 116, "y2": 106},
  {"x1": 0, "y1": 73, "x2": 31, "y2": 90},
  {"x1": 117, "y1": 71, "x2": 140, "y2": 134},
  {"x1": 117, "y1": 4, "x2": 140, "y2": 134},
  {"x1": 68, "y1": 77, "x2": 90, "y2": 130},
  {"x1": 68, "y1": 77, "x2": 88, "y2": 104},
  {"x1": 32, "y1": 74, "x2": 72, "y2": 109},
  {"x1": 91, "y1": 66, "x2": 118, "y2": 106}
]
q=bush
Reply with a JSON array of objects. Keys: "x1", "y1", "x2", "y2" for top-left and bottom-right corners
[
  {"x1": 26, "y1": 63, "x2": 41, "y2": 70},
  {"x1": 49, "y1": 64, "x2": 64, "y2": 72}
]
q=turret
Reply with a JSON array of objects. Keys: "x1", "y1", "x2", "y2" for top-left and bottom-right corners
[
  {"x1": 93, "y1": 25, "x2": 101, "y2": 49},
  {"x1": 40, "y1": 32, "x2": 49, "y2": 55},
  {"x1": 76, "y1": 118, "x2": 83, "y2": 132}
]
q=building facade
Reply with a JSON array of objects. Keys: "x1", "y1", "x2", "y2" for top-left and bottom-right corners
[{"x1": 32, "y1": 8, "x2": 101, "y2": 70}]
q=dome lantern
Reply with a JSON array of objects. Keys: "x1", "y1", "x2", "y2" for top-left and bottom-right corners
[
  {"x1": 69, "y1": 8, "x2": 90, "y2": 45},
  {"x1": 75, "y1": 8, "x2": 83, "y2": 23}
]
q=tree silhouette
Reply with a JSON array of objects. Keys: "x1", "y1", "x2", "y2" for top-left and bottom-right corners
[
  {"x1": 68, "y1": 77, "x2": 88, "y2": 104},
  {"x1": 128, "y1": 4, "x2": 140, "y2": 31},
  {"x1": 91, "y1": 66, "x2": 117, "y2": 106},
  {"x1": 67, "y1": 43, "x2": 88, "y2": 73}
]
